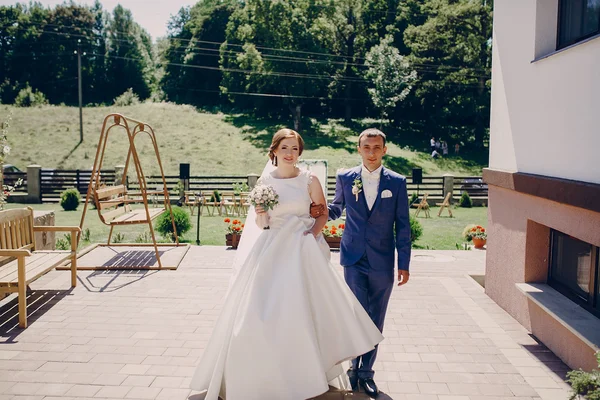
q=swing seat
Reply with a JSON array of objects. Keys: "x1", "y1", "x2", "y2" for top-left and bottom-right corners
[{"x1": 95, "y1": 184, "x2": 165, "y2": 226}]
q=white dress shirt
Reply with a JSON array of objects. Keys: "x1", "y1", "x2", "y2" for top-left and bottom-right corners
[{"x1": 361, "y1": 164, "x2": 382, "y2": 210}]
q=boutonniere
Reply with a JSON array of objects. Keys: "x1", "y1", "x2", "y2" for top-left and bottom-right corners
[{"x1": 352, "y1": 177, "x2": 363, "y2": 201}]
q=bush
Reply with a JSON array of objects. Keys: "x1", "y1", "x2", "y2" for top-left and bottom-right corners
[
  {"x1": 155, "y1": 207, "x2": 191, "y2": 241},
  {"x1": 113, "y1": 88, "x2": 140, "y2": 106},
  {"x1": 409, "y1": 192, "x2": 418, "y2": 206},
  {"x1": 233, "y1": 181, "x2": 249, "y2": 195},
  {"x1": 409, "y1": 214, "x2": 423, "y2": 243},
  {"x1": 567, "y1": 352, "x2": 600, "y2": 400},
  {"x1": 55, "y1": 234, "x2": 71, "y2": 250},
  {"x1": 60, "y1": 188, "x2": 80, "y2": 211},
  {"x1": 459, "y1": 191, "x2": 472, "y2": 208},
  {"x1": 210, "y1": 190, "x2": 221, "y2": 203},
  {"x1": 14, "y1": 85, "x2": 48, "y2": 107}
]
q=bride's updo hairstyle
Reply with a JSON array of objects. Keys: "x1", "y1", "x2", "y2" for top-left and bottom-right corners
[{"x1": 268, "y1": 128, "x2": 305, "y2": 166}]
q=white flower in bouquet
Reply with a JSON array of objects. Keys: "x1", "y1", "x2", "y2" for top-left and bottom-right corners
[
  {"x1": 2, "y1": 145, "x2": 10, "y2": 155},
  {"x1": 249, "y1": 184, "x2": 279, "y2": 211}
]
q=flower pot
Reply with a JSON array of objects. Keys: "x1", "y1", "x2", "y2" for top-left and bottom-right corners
[
  {"x1": 324, "y1": 236, "x2": 342, "y2": 249},
  {"x1": 472, "y1": 238, "x2": 486, "y2": 249},
  {"x1": 226, "y1": 233, "x2": 241, "y2": 249}
]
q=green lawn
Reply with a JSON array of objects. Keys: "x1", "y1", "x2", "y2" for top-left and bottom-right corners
[
  {"x1": 1, "y1": 103, "x2": 485, "y2": 177},
  {"x1": 5, "y1": 202, "x2": 487, "y2": 250},
  {"x1": 411, "y1": 206, "x2": 488, "y2": 250}
]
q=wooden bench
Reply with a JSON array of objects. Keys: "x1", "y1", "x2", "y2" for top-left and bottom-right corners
[
  {"x1": 0, "y1": 208, "x2": 80, "y2": 328},
  {"x1": 94, "y1": 185, "x2": 165, "y2": 243}
]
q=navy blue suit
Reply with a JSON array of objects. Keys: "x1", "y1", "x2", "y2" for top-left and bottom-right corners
[{"x1": 328, "y1": 165, "x2": 411, "y2": 379}]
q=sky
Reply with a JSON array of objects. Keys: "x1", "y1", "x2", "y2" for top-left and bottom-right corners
[{"x1": 0, "y1": 0, "x2": 199, "y2": 40}]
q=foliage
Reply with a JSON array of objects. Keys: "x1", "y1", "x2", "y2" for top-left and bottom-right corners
[
  {"x1": 455, "y1": 242, "x2": 470, "y2": 250},
  {"x1": 463, "y1": 224, "x2": 486, "y2": 241},
  {"x1": 55, "y1": 234, "x2": 71, "y2": 250},
  {"x1": 403, "y1": 0, "x2": 493, "y2": 147},
  {"x1": 14, "y1": 85, "x2": 48, "y2": 107},
  {"x1": 459, "y1": 191, "x2": 472, "y2": 208},
  {"x1": 0, "y1": 0, "x2": 493, "y2": 144},
  {"x1": 106, "y1": 5, "x2": 154, "y2": 100},
  {"x1": 410, "y1": 214, "x2": 423, "y2": 243},
  {"x1": 113, "y1": 88, "x2": 140, "y2": 106},
  {"x1": 224, "y1": 217, "x2": 244, "y2": 235},
  {"x1": 60, "y1": 188, "x2": 80, "y2": 211},
  {"x1": 82, "y1": 228, "x2": 91, "y2": 242},
  {"x1": 323, "y1": 223, "x2": 345, "y2": 238},
  {"x1": 0, "y1": 111, "x2": 12, "y2": 162},
  {"x1": 220, "y1": 0, "x2": 337, "y2": 129},
  {"x1": 161, "y1": 1, "x2": 238, "y2": 106},
  {"x1": 111, "y1": 232, "x2": 126, "y2": 244},
  {"x1": 409, "y1": 192, "x2": 418, "y2": 206},
  {"x1": 567, "y1": 352, "x2": 600, "y2": 400},
  {"x1": 134, "y1": 231, "x2": 151, "y2": 243},
  {"x1": 155, "y1": 206, "x2": 191, "y2": 241},
  {"x1": 0, "y1": 2, "x2": 153, "y2": 105},
  {"x1": 0, "y1": 178, "x2": 22, "y2": 210},
  {"x1": 0, "y1": 112, "x2": 14, "y2": 210},
  {"x1": 232, "y1": 181, "x2": 249, "y2": 195},
  {"x1": 365, "y1": 35, "x2": 417, "y2": 121},
  {"x1": 210, "y1": 190, "x2": 221, "y2": 203}
]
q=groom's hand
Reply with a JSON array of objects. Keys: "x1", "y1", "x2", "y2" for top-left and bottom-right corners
[
  {"x1": 397, "y1": 270, "x2": 410, "y2": 286},
  {"x1": 310, "y1": 202, "x2": 325, "y2": 218}
]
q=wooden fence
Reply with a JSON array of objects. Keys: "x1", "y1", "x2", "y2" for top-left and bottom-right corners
[
  {"x1": 35, "y1": 169, "x2": 487, "y2": 202},
  {"x1": 40, "y1": 169, "x2": 116, "y2": 202}
]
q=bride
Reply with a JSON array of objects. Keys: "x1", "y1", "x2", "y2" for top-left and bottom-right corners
[{"x1": 190, "y1": 128, "x2": 383, "y2": 400}]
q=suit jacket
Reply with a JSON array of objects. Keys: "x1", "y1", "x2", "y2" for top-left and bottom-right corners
[{"x1": 328, "y1": 165, "x2": 411, "y2": 271}]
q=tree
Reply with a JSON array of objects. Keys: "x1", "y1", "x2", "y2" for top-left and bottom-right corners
[
  {"x1": 39, "y1": 3, "x2": 97, "y2": 104},
  {"x1": 365, "y1": 35, "x2": 416, "y2": 123},
  {"x1": 160, "y1": 0, "x2": 238, "y2": 106},
  {"x1": 0, "y1": 3, "x2": 50, "y2": 103},
  {"x1": 106, "y1": 5, "x2": 154, "y2": 100},
  {"x1": 221, "y1": 0, "x2": 335, "y2": 130},
  {"x1": 403, "y1": 0, "x2": 493, "y2": 148}
]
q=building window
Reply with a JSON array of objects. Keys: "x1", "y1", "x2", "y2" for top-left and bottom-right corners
[
  {"x1": 549, "y1": 230, "x2": 599, "y2": 317},
  {"x1": 558, "y1": 0, "x2": 600, "y2": 49}
]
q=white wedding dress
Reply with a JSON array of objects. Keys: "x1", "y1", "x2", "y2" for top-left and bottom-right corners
[{"x1": 190, "y1": 169, "x2": 383, "y2": 400}]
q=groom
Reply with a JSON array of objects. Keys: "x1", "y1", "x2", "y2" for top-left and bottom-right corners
[{"x1": 312, "y1": 128, "x2": 411, "y2": 398}]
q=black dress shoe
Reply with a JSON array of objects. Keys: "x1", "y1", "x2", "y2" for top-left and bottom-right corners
[
  {"x1": 359, "y1": 378, "x2": 379, "y2": 398},
  {"x1": 347, "y1": 370, "x2": 359, "y2": 391}
]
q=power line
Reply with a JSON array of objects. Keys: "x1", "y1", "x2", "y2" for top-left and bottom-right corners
[
  {"x1": 5, "y1": 19, "x2": 491, "y2": 73},
  {"x1": 4, "y1": 23, "x2": 490, "y2": 88},
  {"x1": 91, "y1": 52, "x2": 369, "y2": 83}
]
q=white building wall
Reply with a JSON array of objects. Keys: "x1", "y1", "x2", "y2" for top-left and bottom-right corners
[{"x1": 490, "y1": 0, "x2": 600, "y2": 185}]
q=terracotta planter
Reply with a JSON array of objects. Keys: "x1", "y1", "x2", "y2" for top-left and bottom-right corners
[
  {"x1": 324, "y1": 236, "x2": 342, "y2": 249},
  {"x1": 472, "y1": 237, "x2": 486, "y2": 249},
  {"x1": 226, "y1": 233, "x2": 241, "y2": 249}
]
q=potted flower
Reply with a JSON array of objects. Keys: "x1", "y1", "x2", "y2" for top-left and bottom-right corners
[
  {"x1": 322, "y1": 223, "x2": 344, "y2": 249},
  {"x1": 463, "y1": 224, "x2": 487, "y2": 249},
  {"x1": 225, "y1": 218, "x2": 244, "y2": 249}
]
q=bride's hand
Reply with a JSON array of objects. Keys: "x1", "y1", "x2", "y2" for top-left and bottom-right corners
[
  {"x1": 255, "y1": 205, "x2": 266, "y2": 214},
  {"x1": 303, "y1": 230, "x2": 317, "y2": 238}
]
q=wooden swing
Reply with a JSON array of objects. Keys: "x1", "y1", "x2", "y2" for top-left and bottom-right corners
[{"x1": 77, "y1": 114, "x2": 188, "y2": 270}]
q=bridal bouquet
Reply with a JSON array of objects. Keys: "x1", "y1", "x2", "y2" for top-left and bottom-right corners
[{"x1": 249, "y1": 184, "x2": 279, "y2": 229}]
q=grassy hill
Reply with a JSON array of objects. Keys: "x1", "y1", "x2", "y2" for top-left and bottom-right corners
[{"x1": 1, "y1": 103, "x2": 486, "y2": 177}]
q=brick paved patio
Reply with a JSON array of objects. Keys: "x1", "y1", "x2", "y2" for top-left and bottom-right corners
[{"x1": 0, "y1": 248, "x2": 573, "y2": 400}]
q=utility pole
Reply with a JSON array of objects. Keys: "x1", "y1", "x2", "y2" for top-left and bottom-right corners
[{"x1": 75, "y1": 39, "x2": 85, "y2": 143}]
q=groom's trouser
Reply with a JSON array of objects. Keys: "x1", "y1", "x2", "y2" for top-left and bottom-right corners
[{"x1": 344, "y1": 253, "x2": 394, "y2": 380}]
